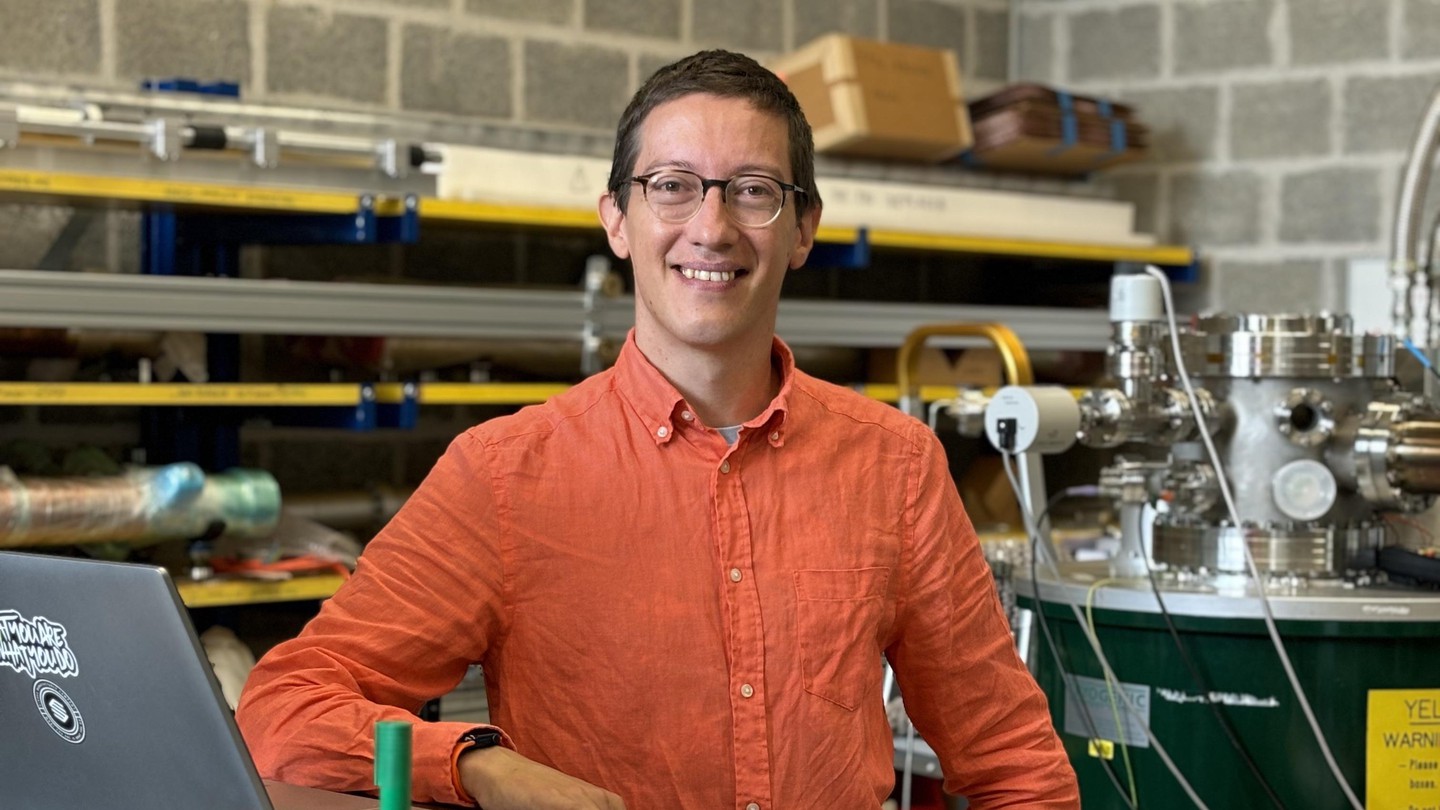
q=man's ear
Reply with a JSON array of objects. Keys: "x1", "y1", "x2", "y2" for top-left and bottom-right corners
[
  {"x1": 598, "y1": 192, "x2": 631, "y2": 260},
  {"x1": 788, "y1": 203, "x2": 822, "y2": 270}
]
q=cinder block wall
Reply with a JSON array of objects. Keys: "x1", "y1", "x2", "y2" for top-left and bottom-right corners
[
  {"x1": 1017, "y1": 0, "x2": 1440, "y2": 315},
  {"x1": 0, "y1": 0, "x2": 1008, "y2": 137}
]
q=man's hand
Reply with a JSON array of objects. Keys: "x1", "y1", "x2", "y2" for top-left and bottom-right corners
[{"x1": 458, "y1": 746, "x2": 626, "y2": 810}]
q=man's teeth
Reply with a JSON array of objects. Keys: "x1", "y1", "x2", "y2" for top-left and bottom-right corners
[{"x1": 681, "y1": 267, "x2": 735, "y2": 282}]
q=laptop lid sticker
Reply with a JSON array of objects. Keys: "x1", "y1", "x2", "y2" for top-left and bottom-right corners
[
  {"x1": 33, "y1": 679, "x2": 86, "y2": 743},
  {"x1": 0, "y1": 609, "x2": 79, "y2": 680}
]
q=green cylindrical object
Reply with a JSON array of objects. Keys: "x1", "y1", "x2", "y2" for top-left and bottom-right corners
[
  {"x1": 1019, "y1": 578, "x2": 1440, "y2": 809},
  {"x1": 375, "y1": 720, "x2": 412, "y2": 810}
]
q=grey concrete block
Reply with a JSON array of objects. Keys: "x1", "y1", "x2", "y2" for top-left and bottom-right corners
[
  {"x1": 1120, "y1": 86, "x2": 1220, "y2": 162},
  {"x1": 465, "y1": 0, "x2": 575, "y2": 26},
  {"x1": 638, "y1": 53, "x2": 682, "y2": 86},
  {"x1": 1016, "y1": 14, "x2": 1054, "y2": 82},
  {"x1": 1172, "y1": 0, "x2": 1273, "y2": 75},
  {"x1": 0, "y1": 0, "x2": 99, "y2": 75},
  {"x1": 401, "y1": 25, "x2": 513, "y2": 118},
  {"x1": 1169, "y1": 170, "x2": 1264, "y2": 246},
  {"x1": 973, "y1": 8, "x2": 1009, "y2": 82},
  {"x1": 693, "y1": 0, "x2": 783, "y2": 53},
  {"x1": 1404, "y1": 0, "x2": 1440, "y2": 58},
  {"x1": 0, "y1": 204, "x2": 70, "y2": 268},
  {"x1": 367, "y1": 0, "x2": 448, "y2": 8},
  {"x1": 1343, "y1": 73, "x2": 1440, "y2": 153},
  {"x1": 793, "y1": 0, "x2": 880, "y2": 47},
  {"x1": 1197, "y1": 259, "x2": 1341, "y2": 315},
  {"x1": 585, "y1": 0, "x2": 681, "y2": 39},
  {"x1": 116, "y1": 0, "x2": 249, "y2": 84},
  {"x1": 523, "y1": 41, "x2": 630, "y2": 130},
  {"x1": 1230, "y1": 78, "x2": 1331, "y2": 160},
  {"x1": 1069, "y1": 5, "x2": 1161, "y2": 82},
  {"x1": 1104, "y1": 171, "x2": 1160, "y2": 238},
  {"x1": 887, "y1": 0, "x2": 966, "y2": 53},
  {"x1": 261, "y1": 244, "x2": 393, "y2": 283},
  {"x1": 1279, "y1": 166, "x2": 1381, "y2": 243},
  {"x1": 1291, "y1": 0, "x2": 1388, "y2": 65},
  {"x1": 112, "y1": 211, "x2": 141, "y2": 275},
  {"x1": 267, "y1": 8, "x2": 388, "y2": 104},
  {"x1": 263, "y1": 438, "x2": 398, "y2": 492}
]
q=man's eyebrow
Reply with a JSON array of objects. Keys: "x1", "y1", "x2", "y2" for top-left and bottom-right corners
[
  {"x1": 636, "y1": 160, "x2": 787, "y2": 178},
  {"x1": 636, "y1": 159, "x2": 698, "y2": 174}
]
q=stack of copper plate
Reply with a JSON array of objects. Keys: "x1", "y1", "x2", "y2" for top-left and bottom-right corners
[{"x1": 960, "y1": 83, "x2": 1149, "y2": 176}]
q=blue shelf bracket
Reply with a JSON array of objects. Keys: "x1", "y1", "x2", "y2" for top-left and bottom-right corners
[
  {"x1": 376, "y1": 382, "x2": 421, "y2": 430},
  {"x1": 808, "y1": 226, "x2": 871, "y2": 269},
  {"x1": 163, "y1": 194, "x2": 419, "y2": 247}
]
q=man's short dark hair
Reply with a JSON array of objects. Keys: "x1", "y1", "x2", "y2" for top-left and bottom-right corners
[{"x1": 606, "y1": 49, "x2": 820, "y2": 219}]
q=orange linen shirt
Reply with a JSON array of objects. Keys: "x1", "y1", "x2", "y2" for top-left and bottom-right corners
[{"x1": 236, "y1": 333, "x2": 1078, "y2": 809}]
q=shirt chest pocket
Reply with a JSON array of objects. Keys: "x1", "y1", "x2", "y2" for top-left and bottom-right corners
[{"x1": 794, "y1": 567, "x2": 890, "y2": 712}]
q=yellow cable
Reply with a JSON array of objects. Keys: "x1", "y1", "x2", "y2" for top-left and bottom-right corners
[{"x1": 1086, "y1": 578, "x2": 1140, "y2": 807}]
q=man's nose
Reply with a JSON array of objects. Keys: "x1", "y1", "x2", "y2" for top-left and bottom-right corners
[{"x1": 688, "y1": 183, "x2": 735, "y2": 237}]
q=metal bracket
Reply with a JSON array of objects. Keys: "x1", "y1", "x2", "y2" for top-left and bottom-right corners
[
  {"x1": 377, "y1": 138, "x2": 407, "y2": 180},
  {"x1": 0, "y1": 106, "x2": 17, "y2": 149},
  {"x1": 252, "y1": 127, "x2": 279, "y2": 169},
  {"x1": 147, "y1": 117, "x2": 181, "y2": 161}
]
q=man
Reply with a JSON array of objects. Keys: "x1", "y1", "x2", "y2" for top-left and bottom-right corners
[{"x1": 236, "y1": 50, "x2": 1078, "y2": 809}]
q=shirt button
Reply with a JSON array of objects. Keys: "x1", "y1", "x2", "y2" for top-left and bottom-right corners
[
  {"x1": 720, "y1": 460, "x2": 731, "y2": 473},
  {"x1": 656, "y1": 425, "x2": 668, "y2": 438},
  {"x1": 747, "y1": 803, "x2": 760, "y2": 810},
  {"x1": 740, "y1": 683, "x2": 754, "y2": 698},
  {"x1": 680, "y1": 411, "x2": 694, "y2": 421},
  {"x1": 729, "y1": 568, "x2": 742, "y2": 582}
]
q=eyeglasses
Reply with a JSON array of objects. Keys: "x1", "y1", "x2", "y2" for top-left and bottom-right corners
[{"x1": 629, "y1": 169, "x2": 807, "y2": 228}]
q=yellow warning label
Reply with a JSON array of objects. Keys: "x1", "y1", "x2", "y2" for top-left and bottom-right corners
[
  {"x1": 1087, "y1": 739, "x2": 1115, "y2": 761},
  {"x1": 1369, "y1": 689, "x2": 1440, "y2": 810}
]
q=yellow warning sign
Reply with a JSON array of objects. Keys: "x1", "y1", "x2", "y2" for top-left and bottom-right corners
[{"x1": 1369, "y1": 689, "x2": 1440, "y2": 809}]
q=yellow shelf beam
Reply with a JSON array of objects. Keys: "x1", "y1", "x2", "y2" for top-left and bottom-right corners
[
  {"x1": 373, "y1": 382, "x2": 572, "y2": 406},
  {"x1": 0, "y1": 382, "x2": 364, "y2": 406},
  {"x1": 0, "y1": 168, "x2": 1191, "y2": 267},
  {"x1": 857, "y1": 383, "x2": 978, "y2": 403},
  {"x1": 419, "y1": 198, "x2": 601, "y2": 229},
  {"x1": 0, "y1": 381, "x2": 995, "y2": 408},
  {"x1": 816, "y1": 224, "x2": 1193, "y2": 266},
  {"x1": 0, "y1": 168, "x2": 409, "y2": 215},
  {"x1": 176, "y1": 573, "x2": 347, "y2": 608}
]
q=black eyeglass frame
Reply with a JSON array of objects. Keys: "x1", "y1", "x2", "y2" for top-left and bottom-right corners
[{"x1": 628, "y1": 170, "x2": 808, "y2": 228}]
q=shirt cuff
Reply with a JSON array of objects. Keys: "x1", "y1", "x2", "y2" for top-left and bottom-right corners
[{"x1": 448, "y1": 725, "x2": 516, "y2": 806}]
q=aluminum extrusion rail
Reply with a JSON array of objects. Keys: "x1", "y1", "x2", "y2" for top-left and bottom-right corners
[{"x1": 0, "y1": 268, "x2": 1110, "y2": 350}]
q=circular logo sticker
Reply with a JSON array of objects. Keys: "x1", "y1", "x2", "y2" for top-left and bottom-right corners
[{"x1": 33, "y1": 679, "x2": 85, "y2": 744}]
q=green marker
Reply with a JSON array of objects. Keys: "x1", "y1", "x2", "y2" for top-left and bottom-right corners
[{"x1": 375, "y1": 720, "x2": 413, "y2": 810}]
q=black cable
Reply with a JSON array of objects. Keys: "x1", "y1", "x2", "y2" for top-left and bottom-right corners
[
  {"x1": 1024, "y1": 485, "x2": 1138, "y2": 810},
  {"x1": 1139, "y1": 550, "x2": 1289, "y2": 810}
]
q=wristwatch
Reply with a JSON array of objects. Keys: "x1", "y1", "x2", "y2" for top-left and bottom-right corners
[{"x1": 457, "y1": 728, "x2": 504, "y2": 753}]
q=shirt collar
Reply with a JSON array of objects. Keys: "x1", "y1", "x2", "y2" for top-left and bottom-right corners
[{"x1": 613, "y1": 330, "x2": 793, "y2": 446}]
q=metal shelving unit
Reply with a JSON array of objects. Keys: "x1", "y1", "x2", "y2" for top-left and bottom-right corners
[{"x1": 0, "y1": 89, "x2": 1190, "y2": 606}]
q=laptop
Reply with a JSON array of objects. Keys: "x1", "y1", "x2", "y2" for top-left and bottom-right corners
[{"x1": 0, "y1": 550, "x2": 381, "y2": 810}]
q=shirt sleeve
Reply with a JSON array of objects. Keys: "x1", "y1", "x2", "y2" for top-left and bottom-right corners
[
  {"x1": 886, "y1": 428, "x2": 1080, "y2": 809},
  {"x1": 235, "y1": 431, "x2": 507, "y2": 807}
]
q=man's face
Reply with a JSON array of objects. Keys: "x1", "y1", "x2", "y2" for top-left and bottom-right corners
[{"x1": 599, "y1": 93, "x2": 819, "y2": 357}]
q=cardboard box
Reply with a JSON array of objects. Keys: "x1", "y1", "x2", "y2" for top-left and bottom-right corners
[{"x1": 770, "y1": 34, "x2": 973, "y2": 163}]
